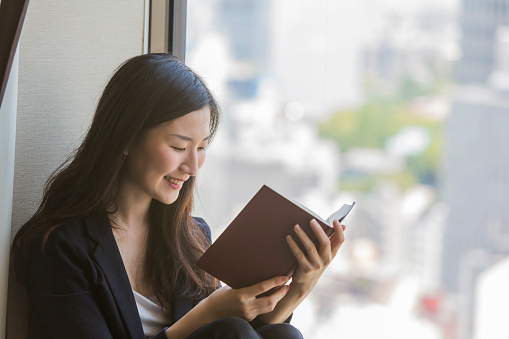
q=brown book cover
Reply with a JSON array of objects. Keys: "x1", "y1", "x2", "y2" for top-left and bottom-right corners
[{"x1": 196, "y1": 185, "x2": 355, "y2": 289}]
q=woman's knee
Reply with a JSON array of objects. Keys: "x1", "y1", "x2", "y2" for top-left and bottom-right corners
[
  {"x1": 215, "y1": 317, "x2": 252, "y2": 330},
  {"x1": 256, "y1": 323, "x2": 304, "y2": 339},
  {"x1": 205, "y1": 317, "x2": 261, "y2": 339}
]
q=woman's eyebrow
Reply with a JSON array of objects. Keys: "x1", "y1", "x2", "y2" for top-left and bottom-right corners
[{"x1": 168, "y1": 133, "x2": 210, "y2": 141}]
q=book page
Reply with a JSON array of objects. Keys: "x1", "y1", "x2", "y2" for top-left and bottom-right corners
[
  {"x1": 325, "y1": 202, "x2": 356, "y2": 225},
  {"x1": 287, "y1": 195, "x2": 355, "y2": 227}
]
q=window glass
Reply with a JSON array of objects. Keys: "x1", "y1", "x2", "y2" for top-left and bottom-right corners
[{"x1": 187, "y1": 0, "x2": 509, "y2": 338}]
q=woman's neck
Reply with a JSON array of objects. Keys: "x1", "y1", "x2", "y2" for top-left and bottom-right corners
[
  {"x1": 108, "y1": 182, "x2": 152, "y2": 236},
  {"x1": 108, "y1": 182, "x2": 153, "y2": 295}
]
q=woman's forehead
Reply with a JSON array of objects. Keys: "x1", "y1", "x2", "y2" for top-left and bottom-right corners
[{"x1": 158, "y1": 107, "x2": 211, "y2": 139}]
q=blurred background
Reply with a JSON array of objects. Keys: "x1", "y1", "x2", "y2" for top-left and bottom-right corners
[{"x1": 187, "y1": 0, "x2": 509, "y2": 338}]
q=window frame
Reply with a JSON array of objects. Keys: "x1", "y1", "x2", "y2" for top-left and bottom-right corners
[{"x1": 149, "y1": 0, "x2": 187, "y2": 61}]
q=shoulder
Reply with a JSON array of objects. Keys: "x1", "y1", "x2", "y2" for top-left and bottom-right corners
[
  {"x1": 24, "y1": 219, "x2": 97, "y2": 293},
  {"x1": 36, "y1": 219, "x2": 95, "y2": 256},
  {"x1": 192, "y1": 217, "x2": 211, "y2": 242},
  {"x1": 39, "y1": 213, "x2": 111, "y2": 253}
]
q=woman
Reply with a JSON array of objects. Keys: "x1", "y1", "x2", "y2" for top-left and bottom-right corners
[{"x1": 12, "y1": 53, "x2": 346, "y2": 338}]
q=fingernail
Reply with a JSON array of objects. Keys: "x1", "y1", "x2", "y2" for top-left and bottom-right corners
[
  {"x1": 294, "y1": 224, "x2": 301, "y2": 231},
  {"x1": 280, "y1": 277, "x2": 289, "y2": 283}
]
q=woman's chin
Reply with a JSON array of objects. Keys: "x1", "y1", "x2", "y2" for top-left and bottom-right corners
[{"x1": 156, "y1": 193, "x2": 179, "y2": 205}]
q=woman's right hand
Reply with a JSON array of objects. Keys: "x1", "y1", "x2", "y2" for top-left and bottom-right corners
[{"x1": 201, "y1": 276, "x2": 290, "y2": 321}]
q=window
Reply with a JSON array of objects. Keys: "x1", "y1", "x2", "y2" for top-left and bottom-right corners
[{"x1": 186, "y1": 1, "x2": 509, "y2": 338}]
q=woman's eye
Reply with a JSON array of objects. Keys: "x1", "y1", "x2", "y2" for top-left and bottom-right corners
[{"x1": 172, "y1": 146, "x2": 207, "y2": 152}]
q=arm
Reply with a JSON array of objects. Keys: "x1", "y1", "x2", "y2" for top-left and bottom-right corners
[
  {"x1": 258, "y1": 219, "x2": 346, "y2": 324},
  {"x1": 164, "y1": 276, "x2": 290, "y2": 339}
]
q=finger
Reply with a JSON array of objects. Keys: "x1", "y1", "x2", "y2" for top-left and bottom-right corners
[
  {"x1": 329, "y1": 224, "x2": 346, "y2": 244},
  {"x1": 270, "y1": 284, "x2": 290, "y2": 302},
  {"x1": 286, "y1": 234, "x2": 312, "y2": 269},
  {"x1": 330, "y1": 220, "x2": 345, "y2": 256},
  {"x1": 310, "y1": 219, "x2": 332, "y2": 261},
  {"x1": 256, "y1": 283, "x2": 289, "y2": 302},
  {"x1": 293, "y1": 224, "x2": 320, "y2": 265},
  {"x1": 257, "y1": 285, "x2": 290, "y2": 314},
  {"x1": 244, "y1": 276, "x2": 289, "y2": 296}
]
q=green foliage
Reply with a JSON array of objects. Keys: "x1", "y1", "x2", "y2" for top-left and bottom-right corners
[
  {"x1": 319, "y1": 97, "x2": 441, "y2": 150},
  {"x1": 340, "y1": 169, "x2": 417, "y2": 192},
  {"x1": 319, "y1": 91, "x2": 445, "y2": 191},
  {"x1": 320, "y1": 98, "x2": 405, "y2": 150}
]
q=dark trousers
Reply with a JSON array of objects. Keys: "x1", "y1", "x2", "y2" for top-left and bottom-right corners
[{"x1": 186, "y1": 317, "x2": 304, "y2": 339}]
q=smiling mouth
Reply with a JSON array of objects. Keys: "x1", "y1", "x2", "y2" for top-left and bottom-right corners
[{"x1": 164, "y1": 176, "x2": 184, "y2": 185}]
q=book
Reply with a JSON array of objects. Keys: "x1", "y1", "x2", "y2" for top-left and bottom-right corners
[{"x1": 196, "y1": 185, "x2": 355, "y2": 289}]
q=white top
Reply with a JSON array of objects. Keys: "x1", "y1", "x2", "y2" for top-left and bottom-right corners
[{"x1": 132, "y1": 289, "x2": 171, "y2": 338}]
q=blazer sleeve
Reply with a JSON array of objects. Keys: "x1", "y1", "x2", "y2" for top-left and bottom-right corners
[
  {"x1": 193, "y1": 217, "x2": 211, "y2": 244},
  {"x1": 193, "y1": 217, "x2": 220, "y2": 290},
  {"x1": 25, "y1": 230, "x2": 116, "y2": 338}
]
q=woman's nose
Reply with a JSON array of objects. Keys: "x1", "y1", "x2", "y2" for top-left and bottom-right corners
[{"x1": 180, "y1": 151, "x2": 199, "y2": 176}]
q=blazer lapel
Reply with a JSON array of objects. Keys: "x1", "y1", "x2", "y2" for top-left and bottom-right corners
[{"x1": 85, "y1": 213, "x2": 145, "y2": 339}]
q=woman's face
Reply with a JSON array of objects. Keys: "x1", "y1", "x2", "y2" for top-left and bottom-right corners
[{"x1": 122, "y1": 106, "x2": 211, "y2": 205}]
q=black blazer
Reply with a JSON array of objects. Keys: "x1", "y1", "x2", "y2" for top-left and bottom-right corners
[{"x1": 20, "y1": 213, "x2": 212, "y2": 339}]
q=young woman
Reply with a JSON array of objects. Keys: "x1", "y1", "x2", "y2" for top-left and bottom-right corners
[{"x1": 12, "y1": 53, "x2": 346, "y2": 338}]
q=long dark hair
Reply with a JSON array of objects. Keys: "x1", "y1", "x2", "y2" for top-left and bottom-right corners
[{"x1": 12, "y1": 53, "x2": 220, "y2": 306}]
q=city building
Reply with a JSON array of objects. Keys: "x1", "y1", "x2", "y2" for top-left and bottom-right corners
[{"x1": 441, "y1": 2, "x2": 509, "y2": 338}]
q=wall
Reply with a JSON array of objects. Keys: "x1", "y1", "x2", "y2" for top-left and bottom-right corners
[
  {"x1": 5, "y1": 1, "x2": 146, "y2": 337},
  {"x1": 0, "y1": 49, "x2": 18, "y2": 339}
]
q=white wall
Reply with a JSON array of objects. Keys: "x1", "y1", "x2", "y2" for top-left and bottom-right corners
[
  {"x1": 12, "y1": 0, "x2": 146, "y2": 232},
  {"x1": 5, "y1": 1, "x2": 146, "y2": 337},
  {"x1": 0, "y1": 49, "x2": 19, "y2": 339}
]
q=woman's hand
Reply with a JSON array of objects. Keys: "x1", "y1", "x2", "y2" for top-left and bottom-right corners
[
  {"x1": 201, "y1": 276, "x2": 290, "y2": 322},
  {"x1": 286, "y1": 219, "x2": 346, "y2": 293},
  {"x1": 166, "y1": 276, "x2": 289, "y2": 338}
]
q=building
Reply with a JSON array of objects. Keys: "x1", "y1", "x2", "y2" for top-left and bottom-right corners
[
  {"x1": 457, "y1": 0, "x2": 509, "y2": 84},
  {"x1": 441, "y1": 2, "x2": 509, "y2": 338}
]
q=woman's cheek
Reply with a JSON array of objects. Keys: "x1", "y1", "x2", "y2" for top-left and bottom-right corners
[
  {"x1": 157, "y1": 150, "x2": 178, "y2": 171},
  {"x1": 198, "y1": 152, "x2": 207, "y2": 169}
]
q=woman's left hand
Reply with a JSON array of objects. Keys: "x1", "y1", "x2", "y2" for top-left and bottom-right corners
[
  {"x1": 286, "y1": 219, "x2": 346, "y2": 293},
  {"x1": 256, "y1": 219, "x2": 346, "y2": 324}
]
